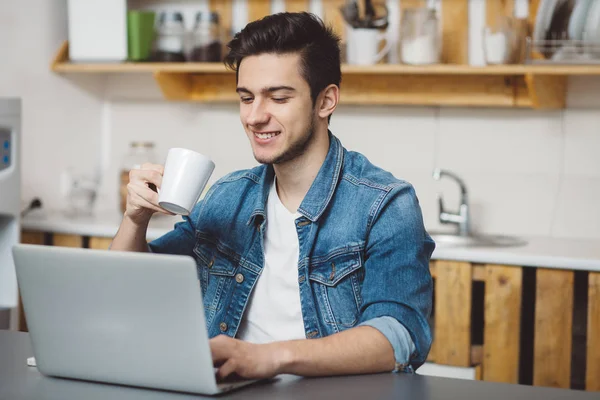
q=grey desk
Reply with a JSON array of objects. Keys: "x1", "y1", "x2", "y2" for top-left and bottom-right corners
[{"x1": 1, "y1": 331, "x2": 596, "y2": 400}]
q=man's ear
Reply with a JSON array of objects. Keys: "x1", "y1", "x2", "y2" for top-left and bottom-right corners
[{"x1": 317, "y1": 84, "x2": 339, "y2": 120}]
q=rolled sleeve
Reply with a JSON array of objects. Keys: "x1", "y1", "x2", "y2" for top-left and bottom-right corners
[
  {"x1": 359, "y1": 316, "x2": 416, "y2": 372},
  {"x1": 359, "y1": 182, "x2": 435, "y2": 370}
]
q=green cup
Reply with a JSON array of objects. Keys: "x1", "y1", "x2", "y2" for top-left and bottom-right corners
[{"x1": 127, "y1": 11, "x2": 156, "y2": 61}]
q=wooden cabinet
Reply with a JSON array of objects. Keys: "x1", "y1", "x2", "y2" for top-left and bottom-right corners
[
  {"x1": 88, "y1": 237, "x2": 114, "y2": 250},
  {"x1": 429, "y1": 260, "x2": 600, "y2": 392},
  {"x1": 20, "y1": 231, "x2": 113, "y2": 250}
]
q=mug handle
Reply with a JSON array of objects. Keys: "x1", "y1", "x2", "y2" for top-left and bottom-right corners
[{"x1": 373, "y1": 33, "x2": 392, "y2": 63}]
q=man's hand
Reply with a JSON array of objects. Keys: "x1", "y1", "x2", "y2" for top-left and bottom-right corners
[
  {"x1": 124, "y1": 163, "x2": 175, "y2": 226},
  {"x1": 210, "y1": 335, "x2": 289, "y2": 380},
  {"x1": 110, "y1": 163, "x2": 176, "y2": 252}
]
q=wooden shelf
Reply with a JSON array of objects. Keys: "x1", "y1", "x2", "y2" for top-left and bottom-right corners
[
  {"x1": 53, "y1": 63, "x2": 600, "y2": 77},
  {"x1": 53, "y1": 61, "x2": 231, "y2": 74},
  {"x1": 52, "y1": 43, "x2": 600, "y2": 76},
  {"x1": 52, "y1": 41, "x2": 588, "y2": 108},
  {"x1": 49, "y1": 0, "x2": 600, "y2": 109}
]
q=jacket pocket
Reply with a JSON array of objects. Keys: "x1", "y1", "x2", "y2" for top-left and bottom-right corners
[
  {"x1": 193, "y1": 241, "x2": 239, "y2": 314},
  {"x1": 308, "y1": 250, "x2": 364, "y2": 329}
]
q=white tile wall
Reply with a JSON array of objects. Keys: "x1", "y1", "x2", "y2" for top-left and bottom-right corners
[
  {"x1": 332, "y1": 105, "x2": 437, "y2": 173},
  {"x1": 551, "y1": 177, "x2": 600, "y2": 239},
  {"x1": 563, "y1": 109, "x2": 600, "y2": 178},
  {"x1": 437, "y1": 108, "x2": 564, "y2": 175},
  {"x1": 451, "y1": 172, "x2": 560, "y2": 236}
]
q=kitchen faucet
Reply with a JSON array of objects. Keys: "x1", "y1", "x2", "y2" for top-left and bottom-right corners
[{"x1": 432, "y1": 168, "x2": 470, "y2": 236}]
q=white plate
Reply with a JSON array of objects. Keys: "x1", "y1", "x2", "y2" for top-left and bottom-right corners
[
  {"x1": 583, "y1": 0, "x2": 600, "y2": 43},
  {"x1": 533, "y1": 0, "x2": 560, "y2": 42},
  {"x1": 591, "y1": 0, "x2": 600, "y2": 41},
  {"x1": 569, "y1": 0, "x2": 593, "y2": 40}
]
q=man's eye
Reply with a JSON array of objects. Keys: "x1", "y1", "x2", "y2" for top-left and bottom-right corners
[
  {"x1": 272, "y1": 97, "x2": 289, "y2": 103},
  {"x1": 240, "y1": 97, "x2": 253, "y2": 104}
]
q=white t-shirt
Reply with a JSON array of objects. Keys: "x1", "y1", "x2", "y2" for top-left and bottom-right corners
[{"x1": 236, "y1": 179, "x2": 306, "y2": 344}]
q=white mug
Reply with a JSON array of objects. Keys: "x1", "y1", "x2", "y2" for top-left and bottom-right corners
[
  {"x1": 158, "y1": 148, "x2": 215, "y2": 215},
  {"x1": 346, "y1": 27, "x2": 392, "y2": 66}
]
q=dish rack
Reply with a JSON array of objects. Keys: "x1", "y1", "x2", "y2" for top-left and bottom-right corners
[{"x1": 525, "y1": 38, "x2": 600, "y2": 64}]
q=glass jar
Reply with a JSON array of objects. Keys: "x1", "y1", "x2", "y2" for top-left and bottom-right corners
[
  {"x1": 61, "y1": 168, "x2": 98, "y2": 217},
  {"x1": 151, "y1": 11, "x2": 186, "y2": 62},
  {"x1": 400, "y1": 8, "x2": 440, "y2": 65},
  {"x1": 190, "y1": 11, "x2": 222, "y2": 62},
  {"x1": 483, "y1": 16, "x2": 517, "y2": 65},
  {"x1": 119, "y1": 142, "x2": 157, "y2": 213}
]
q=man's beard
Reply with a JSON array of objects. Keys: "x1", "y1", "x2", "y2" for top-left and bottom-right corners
[{"x1": 255, "y1": 113, "x2": 316, "y2": 165}]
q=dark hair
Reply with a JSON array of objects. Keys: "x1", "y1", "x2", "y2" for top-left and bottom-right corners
[{"x1": 224, "y1": 12, "x2": 341, "y2": 116}]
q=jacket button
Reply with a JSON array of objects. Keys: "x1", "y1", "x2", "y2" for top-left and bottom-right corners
[
  {"x1": 235, "y1": 273, "x2": 244, "y2": 283},
  {"x1": 219, "y1": 322, "x2": 228, "y2": 332},
  {"x1": 208, "y1": 259, "x2": 214, "y2": 269}
]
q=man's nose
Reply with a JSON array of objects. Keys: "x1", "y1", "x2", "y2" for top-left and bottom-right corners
[{"x1": 246, "y1": 100, "x2": 270, "y2": 126}]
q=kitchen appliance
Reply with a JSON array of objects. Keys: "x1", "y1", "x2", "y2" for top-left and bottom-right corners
[{"x1": 0, "y1": 98, "x2": 21, "y2": 330}]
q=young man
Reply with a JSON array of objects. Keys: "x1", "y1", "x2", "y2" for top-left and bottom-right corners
[{"x1": 111, "y1": 12, "x2": 434, "y2": 380}]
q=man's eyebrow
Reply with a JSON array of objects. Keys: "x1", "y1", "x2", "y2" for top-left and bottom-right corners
[
  {"x1": 263, "y1": 86, "x2": 296, "y2": 93},
  {"x1": 235, "y1": 86, "x2": 297, "y2": 94}
]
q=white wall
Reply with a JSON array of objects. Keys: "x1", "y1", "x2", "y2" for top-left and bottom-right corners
[
  {"x1": 3, "y1": 0, "x2": 600, "y2": 240},
  {"x1": 0, "y1": 0, "x2": 104, "y2": 210},
  {"x1": 100, "y1": 94, "x2": 600, "y2": 240}
]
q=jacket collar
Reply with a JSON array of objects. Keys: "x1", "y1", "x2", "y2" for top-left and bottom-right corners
[{"x1": 247, "y1": 131, "x2": 344, "y2": 226}]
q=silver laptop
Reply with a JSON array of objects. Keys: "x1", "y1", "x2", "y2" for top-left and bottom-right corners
[{"x1": 12, "y1": 243, "x2": 259, "y2": 395}]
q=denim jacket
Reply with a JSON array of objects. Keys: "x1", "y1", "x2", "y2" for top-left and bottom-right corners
[{"x1": 149, "y1": 133, "x2": 435, "y2": 371}]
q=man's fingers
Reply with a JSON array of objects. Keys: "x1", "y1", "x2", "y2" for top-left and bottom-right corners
[
  {"x1": 210, "y1": 335, "x2": 235, "y2": 365},
  {"x1": 130, "y1": 168, "x2": 164, "y2": 189},
  {"x1": 132, "y1": 193, "x2": 167, "y2": 215},
  {"x1": 141, "y1": 163, "x2": 165, "y2": 175},
  {"x1": 217, "y1": 359, "x2": 237, "y2": 380},
  {"x1": 129, "y1": 181, "x2": 159, "y2": 205},
  {"x1": 130, "y1": 189, "x2": 173, "y2": 215},
  {"x1": 129, "y1": 181, "x2": 175, "y2": 216}
]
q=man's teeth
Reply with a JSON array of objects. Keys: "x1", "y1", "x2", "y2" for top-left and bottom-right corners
[{"x1": 255, "y1": 131, "x2": 280, "y2": 139}]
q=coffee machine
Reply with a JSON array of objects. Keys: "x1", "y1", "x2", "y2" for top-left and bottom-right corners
[{"x1": 0, "y1": 98, "x2": 21, "y2": 330}]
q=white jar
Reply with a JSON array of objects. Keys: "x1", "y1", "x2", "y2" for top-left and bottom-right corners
[{"x1": 400, "y1": 8, "x2": 440, "y2": 65}]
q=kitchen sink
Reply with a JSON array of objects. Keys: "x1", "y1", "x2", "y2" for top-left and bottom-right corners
[
  {"x1": 429, "y1": 168, "x2": 528, "y2": 248},
  {"x1": 428, "y1": 232, "x2": 527, "y2": 248}
]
